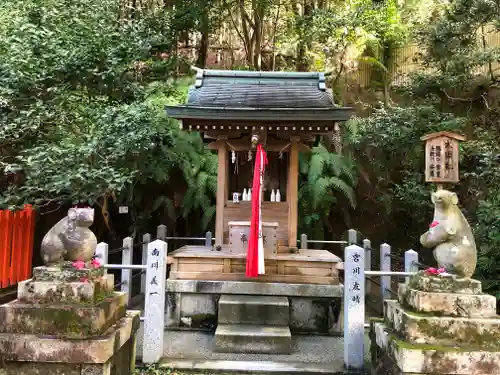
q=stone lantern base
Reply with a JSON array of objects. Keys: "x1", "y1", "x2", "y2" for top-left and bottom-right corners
[
  {"x1": 370, "y1": 271, "x2": 500, "y2": 375},
  {"x1": 0, "y1": 265, "x2": 140, "y2": 375}
]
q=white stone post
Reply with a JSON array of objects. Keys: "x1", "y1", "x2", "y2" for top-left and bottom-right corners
[
  {"x1": 95, "y1": 242, "x2": 108, "y2": 269},
  {"x1": 121, "y1": 237, "x2": 133, "y2": 305},
  {"x1": 205, "y1": 231, "x2": 212, "y2": 248},
  {"x1": 380, "y1": 243, "x2": 391, "y2": 304},
  {"x1": 363, "y1": 239, "x2": 372, "y2": 294},
  {"x1": 141, "y1": 233, "x2": 151, "y2": 294},
  {"x1": 404, "y1": 249, "x2": 419, "y2": 282},
  {"x1": 143, "y1": 240, "x2": 167, "y2": 364},
  {"x1": 344, "y1": 245, "x2": 365, "y2": 370},
  {"x1": 347, "y1": 229, "x2": 357, "y2": 245},
  {"x1": 156, "y1": 224, "x2": 167, "y2": 241},
  {"x1": 300, "y1": 233, "x2": 308, "y2": 249}
]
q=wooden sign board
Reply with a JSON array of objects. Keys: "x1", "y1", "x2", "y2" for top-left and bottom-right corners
[{"x1": 420, "y1": 131, "x2": 466, "y2": 183}]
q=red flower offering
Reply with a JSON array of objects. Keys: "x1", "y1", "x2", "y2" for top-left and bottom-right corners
[
  {"x1": 425, "y1": 267, "x2": 447, "y2": 276},
  {"x1": 72, "y1": 260, "x2": 85, "y2": 270},
  {"x1": 426, "y1": 267, "x2": 438, "y2": 275}
]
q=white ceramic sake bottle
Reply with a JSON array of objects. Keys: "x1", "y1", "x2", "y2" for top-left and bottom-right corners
[
  {"x1": 270, "y1": 189, "x2": 276, "y2": 202},
  {"x1": 276, "y1": 189, "x2": 281, "y2": 202},
  {"x1": 247, "y1": 188, "x2": 252, "y2": 201},
  {"x1": 242, "y1": 188, "x2": 248, "y2": 201}
]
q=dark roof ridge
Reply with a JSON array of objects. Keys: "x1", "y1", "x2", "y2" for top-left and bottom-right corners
[{"x1": 191, "y1": 66, "x2": 326, "y2": 91}]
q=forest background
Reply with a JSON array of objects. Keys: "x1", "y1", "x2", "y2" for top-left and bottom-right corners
[{"x1": 0, "y1": 0, "x2": 499, "y2": 297}]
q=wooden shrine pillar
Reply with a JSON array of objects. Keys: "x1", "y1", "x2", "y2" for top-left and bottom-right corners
[
  {"x1": 215, "y1": 137, "x2": 228, "y2": 245},
  {"x1": 287, "y1": 136, "x2": 300, "y2": 248}
]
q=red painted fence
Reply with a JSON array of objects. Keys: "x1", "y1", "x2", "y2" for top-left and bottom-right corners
[{"x1": 0, "y1": 205, "x2": 36, "y2": 288}]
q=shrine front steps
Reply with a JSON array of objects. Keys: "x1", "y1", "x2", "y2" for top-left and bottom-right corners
[
  {"x1": 214, "y1": 295, "x2": 292, "y2": 354},
  {"x1": 218, "y1": 294, "x2": 290, "y2": 325}
]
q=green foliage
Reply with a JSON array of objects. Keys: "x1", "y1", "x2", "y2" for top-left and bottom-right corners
[
  {"x1": 298, "y1": 145, "x2": 356, "y2": 240},
  {"x1": 407, "y1": 0, "x2": 500, "y2": 96},
  {"x1": 345, "y1": 105, "x2": 466, "y2": 244},
  {"x1": 291, "y1": 0, "x2": 411, "y2": 88},
  {"x1": 2, "y1": 99, "x2": 177, "y2": 206},
  {"x1": 461, "y1": 123, "x2": 500, "y2": 296},
  {"x1": 396, "y1": 0, "x2": 500, "y2": 296},
  {"x1": 3, "y1": 0, "x2": 500, "y2": 302},
  {"x1": 475, "y1": 197, "x2": 500, "y2": 298},
  {"x1": 0, "y1": 0, "x2": 216, "y2": 236}
]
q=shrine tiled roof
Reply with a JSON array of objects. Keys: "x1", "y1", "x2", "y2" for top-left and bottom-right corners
[
  {"x1": 165, "y1": 67, "x2": 353, "y2": 123},
  {"x1": 185, "y1": 69, "x2": 335, "y2": 108}
]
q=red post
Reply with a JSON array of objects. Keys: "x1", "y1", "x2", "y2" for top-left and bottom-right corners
[{"x1": 0, "y1": 206, "x2": 35, "y2": 288}]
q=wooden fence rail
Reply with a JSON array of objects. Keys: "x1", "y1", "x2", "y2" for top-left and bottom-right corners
[{"x1": 0, "y1": 205, "x2": 36, "y2": 288}]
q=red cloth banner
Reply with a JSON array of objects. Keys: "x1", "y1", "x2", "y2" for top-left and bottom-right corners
[{"x1": 245, "y1": 144, "x2": 268, "y2": 277}]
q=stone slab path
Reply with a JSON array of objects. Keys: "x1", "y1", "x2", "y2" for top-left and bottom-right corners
[{"x1": 135, "y1": 323, "x2": 371, "y2": 373}]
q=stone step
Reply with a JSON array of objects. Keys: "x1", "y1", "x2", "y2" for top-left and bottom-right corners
[
  {"x1": 159, "y1": 359, "x2": 346, "y2": 374},
  {"x1": 214, "y1": 324, "x2": 292, "y2": 354},
  {"x1": 218, "y1": 295, "x2": 289, "y2": 325}
]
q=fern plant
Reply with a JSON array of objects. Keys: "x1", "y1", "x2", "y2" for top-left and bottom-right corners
[
  {"x1": 179, "y1": 135, "x2": 218, "y2": 231},
  {"x1": 298, "y1": 144, "x2": 356, "y2": 241}
]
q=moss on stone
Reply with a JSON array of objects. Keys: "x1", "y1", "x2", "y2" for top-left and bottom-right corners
[
  {"x1": 413, "y1": 315, "x2": 500, "y2": 349},
  {"x1": 408, "y1": 271, "x2": 482, "y2": 294},
  {"x1": 4, "y1": 293, "x2": 126, "y2": 338},
  {"x1": 11, "y1": 305, "x2": 94, "y2": 337},
  {"x1": 388, "y1": 329, "x2": 500, "y2": 353}
]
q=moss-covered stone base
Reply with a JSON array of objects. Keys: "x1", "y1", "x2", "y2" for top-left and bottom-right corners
[
  {"x1": 0, "y1": 311, "x2": 139, "y2": 367},
  {"x1": 371, "y1": 343, "x2": 458, "y2": 375},
  {"x1": 384, "y1": 300, "x2": 500, "y2": 349},
  {"x1": 371, "y1": 321, "x2": 500, "y2": 374},
  {"x1": 18, "y1": 275, "x2": 114, "y2": 305},
  {"x1": 408, "y1": 272, "x2": 482, "y2": 294},
  {"x1": 398, "y1": 283, "x2": 497, "y2": 318},
  {"x1": 32, "y1": 264, "x2": 105, "y2": 283},
  {"x1": 0, "y1": 327, "x2": 136, "y2": 375},
  {"x1": 0, "y1": 292, "x2": 127, "y2": 338}
]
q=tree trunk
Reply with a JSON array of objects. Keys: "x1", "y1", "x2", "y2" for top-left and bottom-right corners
[
  {"x1": 296, "y1": 0, "x2": 313, "y2": 71},
  {"x1": 196, "y1": 10, "x2": 210, "y2": 68},
  {"x1": 270, "y1": 0, "x2": 281, "y2": 71},
  {"x1": 252, "y1": 0, "x2": 263, "y2": 70},
  {"x1": 239, "y1": 0, "x2": 254, "y2": 67}
]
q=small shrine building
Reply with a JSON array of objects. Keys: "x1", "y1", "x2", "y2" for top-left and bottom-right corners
[
  {"x1": 166, "y1": 68, "x2": 353, "y2": 257},
  {"x1": 165, "y1": 68, "x2": 354, "y2": 353}
]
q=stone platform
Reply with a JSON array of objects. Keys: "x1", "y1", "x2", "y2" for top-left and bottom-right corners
[
  {"x1": 136, "y1": 328, "x2": 371, "y2": 374},
  {"x1": 214, "y1": 295, "x2": 292, "y2": 354},
  {"x1": 370, "y1": 271, "x2": 500, "y2": 375},
  {"x1": 0, "y1": 264, "x2": 140, "y2": 375},
  {"x1": 166, "y1": 279, "x2": 343, "y2": 335}
]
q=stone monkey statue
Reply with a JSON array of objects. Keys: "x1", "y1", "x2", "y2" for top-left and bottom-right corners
[
  {"x1": 419, "y1": 190, "x2": 477, "y2": 278},
  {"x1": 41, "y1": 207, "x2": 98, "y2": 265}
]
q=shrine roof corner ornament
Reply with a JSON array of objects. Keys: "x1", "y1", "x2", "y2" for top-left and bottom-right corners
[{"x1": 165, "y1": 67, "x2": 353, "y2": 128}]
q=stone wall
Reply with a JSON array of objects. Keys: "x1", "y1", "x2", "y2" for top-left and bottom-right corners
[{"x1": 166, "y1": 279, "x2": 343, "y2": 335}]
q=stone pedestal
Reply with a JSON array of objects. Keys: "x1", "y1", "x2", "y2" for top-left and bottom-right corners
[
  {"x1": 370, "y1": 271, "x2": 500, "y2": 375},
  {"x1": 0, "y1": 264, "x2": 140, "y2": 375}
]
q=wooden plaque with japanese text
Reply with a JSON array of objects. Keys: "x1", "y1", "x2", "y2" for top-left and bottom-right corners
[{"x1": 421, "y1": 131, "x2": 466, "y2": 183}]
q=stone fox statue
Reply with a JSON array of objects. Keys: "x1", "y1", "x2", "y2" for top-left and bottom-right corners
[
  {"x1": 41, "y1": 207, "x2": 98, "y2": 265},
  {"x1": 420, "y1": 190, "x2": 477, "y2": 278}
]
